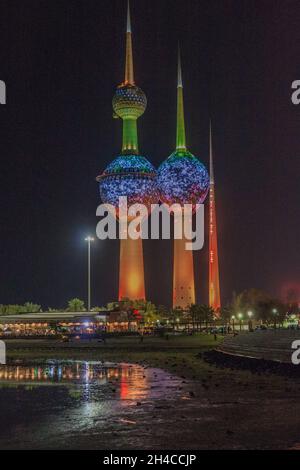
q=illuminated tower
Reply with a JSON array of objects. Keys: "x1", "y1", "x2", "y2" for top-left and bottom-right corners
[
  {"x1": 158, "y1": 50, "x2": 209, "y2": 309},
  {"x1": 209, "y1": 124, "x2": 221, "y2": 312},
  {"x1": 97, "y1": 2, "x2": 157, "y2": 301}
]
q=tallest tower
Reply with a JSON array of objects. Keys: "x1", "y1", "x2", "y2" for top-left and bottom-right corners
[{"x1": 98, "y1": 1, "x2": 157, "y2": 301}]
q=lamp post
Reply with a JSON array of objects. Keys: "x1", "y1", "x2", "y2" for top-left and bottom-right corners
[
  {"x1": 247, "y1": 310, "x2": 253, "y2": 331},
  {"x1": 231, "y1": 315, "x2": 235, "y2": 333},
  {"x1": 85, "y1": 236, "x2": 94, "y2": 312},
  {"x1": 238, "y1": 313, "x2": 243, "y2": 331},
  {"x1": 272, "y1": 308, "x2": 278, "y2": 329}
]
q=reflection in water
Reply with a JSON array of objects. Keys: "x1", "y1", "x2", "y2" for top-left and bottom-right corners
[
  {"x1": 0, "y1": 362, "x2": 148, "y2": 401},
  {"x1": 0, "y1": 361, "x2": 186, "y2": 450}
]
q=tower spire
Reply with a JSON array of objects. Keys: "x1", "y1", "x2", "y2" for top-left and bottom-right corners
[
  {"x1": 125, "y1": 0, "x2": 134, "y2": 85},
  {"x1": 209, "y1": 120, "x2": 214, "y2": 183},
  {"x1": 176, "y1": 46, "x2": 186, "y2": 151},
  {"x1": 209, "y1": 121, "x2": 221, "y2": 313}
]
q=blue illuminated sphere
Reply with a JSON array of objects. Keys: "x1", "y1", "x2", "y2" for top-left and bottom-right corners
[
  {"x1": 98, "y1": 154, "x2": 158, "y2": 211},
  {"x1": 157, "y1": 150, "x2": 209, "y2": 208}
]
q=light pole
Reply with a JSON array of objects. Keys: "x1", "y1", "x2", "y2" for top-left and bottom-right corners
[
  {"x1": 85, "y1": 236, "x2": 94, "y2": 312},
  {"x1": 238, "y1": 313, "x2": 243, "y2": 331},
  {"x1": 247, "y1": 311, "x2": 253, "y2": 331},
  {"x1": 231, "y1": 315, "x2": 235, "y2": 333},
  {"x1": 272, "y1": 308, "x2": 278, "y2": 329}
]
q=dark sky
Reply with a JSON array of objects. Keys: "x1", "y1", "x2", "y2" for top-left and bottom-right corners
[{"x1": 0, "y1": 0, "x2": 299, "y2": 309}]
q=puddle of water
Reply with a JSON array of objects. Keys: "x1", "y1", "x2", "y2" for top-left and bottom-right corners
[{"x1": 0, "y1": 360, "x2": 189, "y2": 449}]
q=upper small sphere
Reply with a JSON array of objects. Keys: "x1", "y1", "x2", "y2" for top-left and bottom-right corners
[
  {"x1": 157, "y1": 150, "x2": 209, "y2": 209},
  {"x1": 113, "y1": 84, "x2": 147, "y2": 119}
]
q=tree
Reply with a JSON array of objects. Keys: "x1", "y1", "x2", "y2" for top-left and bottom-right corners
[
  {"x1": 230, "y1": 289, "x2": 270, "y2": 322},
  {"x1": 91, "y1": 306, "x2": 107, "y2": 312},
  {"x1": 140, "y1": 301, "x2": 159, "y2": 325},
  {"x1": 168, "y1": 307, "x2": 184, "y2": 329},
  {"x1": 188, "y1": 304, "x2": 199, "y2": 329},
  {"x1": 157, "y1": 305, "x2": 169, "y2": 322},
  {"x1": 67, "y1": 298, "x2": 85, "y2": 312},
  {"x1": 220, "y1": 305, "x2": 232, "y2": 327},
  {"x1": 0, "y1": 303, "x2": 41, "y2": 315},
  {"x1": 229, "y1": 289, "x2": 288, "y2": 325},
  {"x1": 198, "y1": 304, "x2": 215, "y2": 329},
  {"x1": 24, "y1": 302, "x2": 41, "y2": 313},
  {"x1": 256, "y1": 299, "x2": 287, "y2": 326},
  {"x1": 287, "y1": 302, "x2": 299, "y2": 317}
]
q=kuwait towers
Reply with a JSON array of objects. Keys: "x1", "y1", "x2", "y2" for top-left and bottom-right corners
[
  {"x1": 97, "y1": 2, "x2": 157, "y2": 301},
  {"x1": 209, "y1": 124, "x2": 221, "y2": 311},
  {"x1": 158, "y1": 51, "x2": 209, "y2": 309}
]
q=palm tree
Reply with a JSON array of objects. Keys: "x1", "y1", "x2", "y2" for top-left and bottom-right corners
[
  {"x1": 220, "y1": 306, "x2": 232, "y2": 330},
  {"x1": 67, "y1": 298, "x2": 85, "y2": 312},
  {"x1": 169, "y1": 307, "x2": 184, "y2": 330},
  {"x1": 189, "y1": 304, "x2": 199, "y2": 330},
  {"x1": 198, "y1": 304, "x2": 215, "y2": 330}
]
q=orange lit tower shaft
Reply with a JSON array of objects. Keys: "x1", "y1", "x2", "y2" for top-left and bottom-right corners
[
  {"x1": 119, "y1": 229, "x2": 145, "y2": 301},
  {"x1": 173, "y1": 52, "x2": 195, "y2": 309},
  {"x1": 209, "y1": 125, "x2": 221, "y2": 312}
]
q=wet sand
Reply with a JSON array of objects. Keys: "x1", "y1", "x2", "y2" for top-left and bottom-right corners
[{"x1": 2, "y1": 335, "x2": 300, "y2": 449}]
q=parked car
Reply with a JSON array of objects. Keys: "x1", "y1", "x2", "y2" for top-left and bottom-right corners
[{"x1": 255, "y1": 324, "x2": 268, "y2": 331}]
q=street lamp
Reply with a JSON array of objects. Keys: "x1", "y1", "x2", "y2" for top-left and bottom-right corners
[
  {"x1": 272, "y1": 308, "x2": 278, "y2": 329},
  {"x1": 231, "y1": 315, "x2": 235, "y2": 332},
  {"x1": 238, "y1": 313, "x2": 243, "y2": 331},
  {"x1": 85, "y1": 236, "x2": 94, "y2": 312},
  {"x1": 247, "y1": 311, "x2": 253, "y2": 331}
]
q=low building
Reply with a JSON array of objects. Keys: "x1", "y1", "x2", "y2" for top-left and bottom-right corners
[{"x1": 0, "y1": 311, "x2": 137, "y2": 337}]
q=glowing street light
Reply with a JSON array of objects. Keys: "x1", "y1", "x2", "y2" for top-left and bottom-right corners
[
  {"x1": 272, "y1": 308, "x2": 278, "y2": 329},
  {"x1": 85, "y1": 236, "x2": 95, "y2": 312},
  {"x1": 247, "y1": 311, "x2": 254, "y2": 332},
  {"x1": 231, "y1": 315, "x2": 235, "y2": 332},
  {"x1": 238, "y1": 313, "x2": 243, "y2": 331}
]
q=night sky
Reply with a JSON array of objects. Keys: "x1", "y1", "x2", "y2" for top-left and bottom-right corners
[{"x1": 0, "y1": 0, "x2": 299, "y2": 309}]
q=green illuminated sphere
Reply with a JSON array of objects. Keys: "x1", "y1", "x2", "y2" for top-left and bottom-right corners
[{"x1": 113, "y1": 84, "x2": 147, "y2": 119}]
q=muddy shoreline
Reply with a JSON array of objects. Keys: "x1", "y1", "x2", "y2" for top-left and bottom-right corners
[{"x1": 2, "y1": 336, "x2": 300, "y2": 449}]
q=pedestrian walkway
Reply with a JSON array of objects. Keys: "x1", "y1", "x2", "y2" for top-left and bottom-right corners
[{"x1": 217, "y1": 330, "x2": 300, "y2": 363}]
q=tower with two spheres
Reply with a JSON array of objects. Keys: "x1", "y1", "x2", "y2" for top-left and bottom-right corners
[{"x1": 97, "y1": 2, "x2": 220, "y2": 310}]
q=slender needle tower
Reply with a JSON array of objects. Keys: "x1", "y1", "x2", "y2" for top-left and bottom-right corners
[
  {"x1": 209, "y1": 123, "x2": 221, "y2": 312},
  {"x1": 97, "y1": 2, "x2": 157, "y2": 301},
  {"x1": 158, "y1": 49, "x2": 209, "y2": 309}
]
